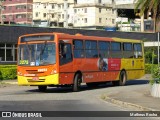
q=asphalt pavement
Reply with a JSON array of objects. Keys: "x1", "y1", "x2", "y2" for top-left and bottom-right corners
[{"x1": 1, "y1": 74, "x2": 160, "y2": 111}]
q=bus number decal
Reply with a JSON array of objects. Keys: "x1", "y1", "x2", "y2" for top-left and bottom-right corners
[
  {"x1": 38, "y1": 68, "x2": 47, "y2": 72},
  {"x1": 20, "y1": 60, "x2": 28, "y2": 65}
]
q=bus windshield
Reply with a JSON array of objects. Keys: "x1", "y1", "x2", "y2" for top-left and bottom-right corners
[{"x1": 18, "y1": 43, "x2": 56, "y2": 66}]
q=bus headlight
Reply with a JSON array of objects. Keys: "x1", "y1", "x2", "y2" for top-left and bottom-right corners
[{"x1": 18, "y1": 72, "x2": 23, "y2": 76}]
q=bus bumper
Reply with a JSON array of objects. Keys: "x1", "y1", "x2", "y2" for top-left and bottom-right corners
[{"x1": 17, "y1": 74, "x2": 59, "y2": 86}]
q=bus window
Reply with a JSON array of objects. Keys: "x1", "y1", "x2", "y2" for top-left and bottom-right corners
[
  {"x1": 73, "y1": 40, "x2": 84, "y2": 58},
  {"x1": 59, "y1": 43, "x2": 73, "y2": 65},
  {"x1": 123, "y1": 43, "x2": 134, "y2": 58},
  {"x1": 98, "y1": 41, "x2": 110, "y2": 58},
  {"x1": 85, "y1": 40, "x2": 98, "y2": 58},
  {"x1": 111, "y1": 42, "x2": 122, "y2": 58},
  {"x1": 134, "y1": 43, "x2": 142, "y2": 58}
]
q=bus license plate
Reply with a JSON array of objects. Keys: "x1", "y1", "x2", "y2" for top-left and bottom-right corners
[{"x1": 32, "y1": 77, "x2": 39, "y2": 80}]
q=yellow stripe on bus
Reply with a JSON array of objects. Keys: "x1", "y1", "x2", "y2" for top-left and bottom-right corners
[{"x1": 17, "y1": 74, "x2": 59, "y2": 86}]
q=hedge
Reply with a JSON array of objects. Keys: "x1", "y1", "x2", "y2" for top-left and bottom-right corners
[
  {"x1": 0, "y1": 65, "x2": 17, "y2": 80},
  {"x1": 145, "y1": 64, "x2": 157, "y2": 74}
]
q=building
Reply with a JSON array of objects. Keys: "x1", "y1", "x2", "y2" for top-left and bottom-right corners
[
  {"x1": 73, "y1": 0, "x2": 117, "y2": 29},
  {"x1": 33, "y1": 0, "x2": 75, "y2": 27},
  {"x1": 1, "y1": 0, "x2": 33, "y2": 25}
]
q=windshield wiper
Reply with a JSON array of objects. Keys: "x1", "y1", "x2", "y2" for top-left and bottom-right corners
[{"x1": 36, "y1": 41, "x2": 47, "y2": 65}]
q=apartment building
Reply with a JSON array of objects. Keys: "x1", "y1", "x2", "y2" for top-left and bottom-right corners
[
  {"x1": 73, "y1": 0, "x2": 117, "y2": 29},
  {"x1": 33, "y1": 0, "x2": 74, "y2": 27},
  {"x1": 1, "y1": 0, "x2": 33, "y2": 25}
]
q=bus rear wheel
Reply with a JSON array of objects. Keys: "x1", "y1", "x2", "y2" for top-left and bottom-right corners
[
  {"x1": 38, "y1": 86, "x2": 47, "y2": 92},
  {"x1": 72, "y1": 73, "x2": 82, "y2": 92},
  {"x1": 112, "y1": 71, "x2": 127, "y2": 86}
]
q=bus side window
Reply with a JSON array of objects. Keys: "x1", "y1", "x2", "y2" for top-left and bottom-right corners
[
  {"x1": 123, "y1": 43, "x2": 134, "y2": 58},
  {"x1": 59, "y1": 43, "x2": 73, "y2": 65},
  {"x1": 134, "y1": 43, "x2": 142, "y2": 58},
  {"x1": 73, "y1": 40, "x2": 84, "y2": 58},
  {"x1": 110, "y1": 42, "x2": 122, "y2": 58},
  {"x1": 85, "y1": 40, "x2": 98, "y2": 58}
]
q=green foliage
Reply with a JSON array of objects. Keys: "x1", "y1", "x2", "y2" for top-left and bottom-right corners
[
  {"x1": 145, "y1": 64, "x2": 157, "y2": 74},
  {"x1": 149, "y1": 65, "x2": 160, "y2": 85},
  {"x1": 0, "y1": 65, "x2": 17, "y2": 80},
  {"x1": 144, "y1": 47, "x2": 157, "y2": 64}
]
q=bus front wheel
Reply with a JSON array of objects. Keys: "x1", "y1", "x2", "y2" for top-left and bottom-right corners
[
  {"x1": 38, "y1": 86, "x2": 47, "y2": 92},
  {"x1": 72, "y1": 73, "x2": 82, "y2": 92}
]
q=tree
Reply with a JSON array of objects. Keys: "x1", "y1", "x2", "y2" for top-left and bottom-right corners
[{"x1": 134, "y1": 0, "x2": 160, "y2": 32}]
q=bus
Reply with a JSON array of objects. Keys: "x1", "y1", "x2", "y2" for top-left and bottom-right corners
[{"x1": 17, "y1": 32, "x2": 145, "y2": 92}]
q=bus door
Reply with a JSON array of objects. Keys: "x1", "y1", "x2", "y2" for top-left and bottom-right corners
[{"x1": 59, "y1": 40, "x2": 74, "y2": 84}]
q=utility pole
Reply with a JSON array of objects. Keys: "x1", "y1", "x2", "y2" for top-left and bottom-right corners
[
  {"x1": 140, "y1": 13, "x2": 144, "y2": 32},
  {"x1": 64, "y1": 0, "x2": 68, "y2": 28},
  {"x1": 158, "y1": 32, "x2": 160, "y2": 67}
]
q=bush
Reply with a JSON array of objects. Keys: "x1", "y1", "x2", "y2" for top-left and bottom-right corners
[
  {"x1": 150, "y1": 65, "x2": 160, "y2": 85},
  {"x1": 145, "y1": 64, "x2": 157, "y2": 74},
  {"x1": 0, "y1": 65, "x2": 17, "y2": 80}
]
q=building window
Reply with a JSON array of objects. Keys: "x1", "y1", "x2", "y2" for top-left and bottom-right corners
[
  {"x1": 0, "y1": 44, "x2": 17, "y2": 62},
  {"x1": 84, "y1": 8, "x2": 87, "y2": 13},
  {"x1": 62, "y1": 14, "x2": 64, "y2": 19},
  {"x1": 28, "y1": 5, "x2": 32, "y2": 9},
  {"x1": 74, "y1": 9, "x2": 77, "y2": 13},
  {"x1": 99, "y1": 8, "x2": 101, "y2": 13},
  {"x1": 112, "y1": 9, "x2": 114, "y2": 14},
  {"x1": 84, "y1": 18, "x2": 87, "y2": 23},
  {"x1": 35, "y1": 12, "x2": 38, "y2": 17},
  {"x1": 44, "y1": 4, "x2": 46, "y2": 8},
  {"x1": 98, "y1": 0, "x2": 102, "y2": 3},
  {"x1": 99, "y1": 18, "x2": 102, "y2": 23},
  {"x1": 16, "y1": 5, "x2": 26, "y2": 10},
  {"x1": 51, "y1": 14, "x2": 54, "y2": 18},
  {"x1": 16, "y1": 14, "x2": 26, "y2": 19},
  {"x1": 58, "y1": 4, "x2": 61, "y2": 9},
  {"x1": 52, "y1": 4, "x2": 54, "y2": 9},
  {"x1": 112, "y1": 19, "x2": 115, "y2": 24},
  {"x1": 43, "y1": 13, "x2": 47, "y2": 18},
  {"x1": 58, "y1": 14, "x2": 61, "y2": 18},
  {"x1": 9, "y1": 6, "x2": 12, "y2": 10}
]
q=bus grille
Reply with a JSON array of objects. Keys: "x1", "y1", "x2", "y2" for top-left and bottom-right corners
[{"x1": 27, "y1": 79, "x2": 45, "y2": 82}]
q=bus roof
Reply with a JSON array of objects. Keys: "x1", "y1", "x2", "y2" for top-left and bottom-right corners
[{"x1": 19, "y1": 32, "x2": 142, "y2": 43}]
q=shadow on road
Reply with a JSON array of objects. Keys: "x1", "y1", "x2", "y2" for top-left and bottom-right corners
[{"x1": 26, "y1": 79, "x2": 149, "y2": 93}]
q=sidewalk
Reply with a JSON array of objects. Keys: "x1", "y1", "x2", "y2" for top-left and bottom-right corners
[{"x1": 102, "y1": 74, "x2": 160, "y2": 111}]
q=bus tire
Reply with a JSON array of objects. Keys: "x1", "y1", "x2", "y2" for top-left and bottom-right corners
[
  {"x1": 38, "y1": 86, "x2": 47, "y2": 92},
  {"x1": 112, "y1": 71, "x2": 127, "y2": 86},
  {"x1": 119, "y1": 71, "x2": 127, "y2": 86},
  {"x1": 72, "y1": 73, "x2": 82, "y2": 92}
]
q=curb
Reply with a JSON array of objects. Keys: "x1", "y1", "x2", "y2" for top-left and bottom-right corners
[
  {"x1": 4, "y1": 82, "x2": 18, "y2": 85},
  {"x1": 101, "y1": 95, "x2": 157, "y2": 111},
  {"x1": 0, "y1": 81, "x2": 18, "y2": 85}
]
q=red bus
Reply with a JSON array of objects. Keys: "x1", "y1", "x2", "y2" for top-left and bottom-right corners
[{"x1": 17, "y1": 32, "x2": 145, "y2": 92}]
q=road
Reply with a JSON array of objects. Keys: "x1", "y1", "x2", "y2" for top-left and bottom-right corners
[{"x1": 0, "y1": 79, "x2": 159, "y2": 120}]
